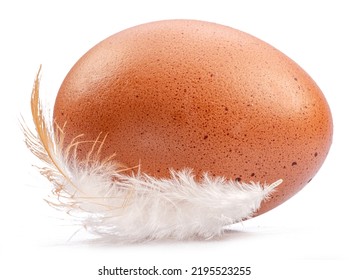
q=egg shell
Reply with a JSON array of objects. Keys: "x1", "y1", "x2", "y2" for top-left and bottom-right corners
[{"x1": 53, "y1": 20, "x2": 333, "y2": 215}]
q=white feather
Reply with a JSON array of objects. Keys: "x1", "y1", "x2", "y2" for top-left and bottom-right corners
[{"x1": 22, "y1": 67, "x2": 282, "y2": 242}]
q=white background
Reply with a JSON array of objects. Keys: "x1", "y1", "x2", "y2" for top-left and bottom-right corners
[{"x1": 1, "y1": 0, "x2": 348, "y2": 279}]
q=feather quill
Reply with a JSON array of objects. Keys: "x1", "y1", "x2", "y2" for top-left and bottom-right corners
[{"x1": 22, "y1": 67, "x2": 282, "y2": 242}]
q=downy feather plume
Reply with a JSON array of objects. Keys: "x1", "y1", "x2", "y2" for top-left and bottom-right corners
[{"x1": 21, "y1": 67, "x2": 282, "y2": 242}]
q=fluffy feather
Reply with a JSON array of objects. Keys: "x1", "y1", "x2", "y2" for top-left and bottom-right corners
[{"x1": 22, "y1": 67, "x2": 282, "y2": 242}]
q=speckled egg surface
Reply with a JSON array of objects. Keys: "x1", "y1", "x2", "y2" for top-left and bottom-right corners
[{"x1": 53, "y1": 20, "x2": 333, "y2": 215}]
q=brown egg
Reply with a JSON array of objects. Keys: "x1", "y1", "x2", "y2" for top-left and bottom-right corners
[{"x1": 53, "y1": 20, "x2": 333, "y2": 215}]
